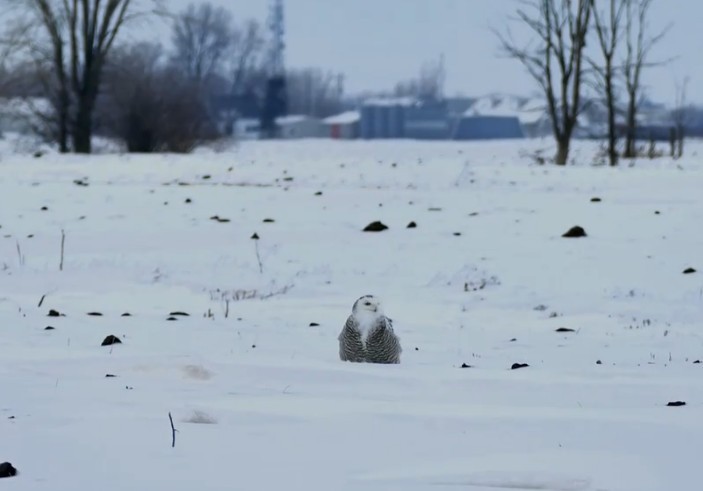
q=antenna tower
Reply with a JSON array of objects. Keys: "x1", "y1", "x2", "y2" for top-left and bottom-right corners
[{"x1": 260, "y1": 0, "x2": 288, "y2": 138}]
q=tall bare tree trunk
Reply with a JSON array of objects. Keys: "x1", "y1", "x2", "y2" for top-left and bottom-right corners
[
  {"x1": 672, "y1": 76, "x2": 689, "y2": 160},
  {"x1": 57, "y1": 87, "x2": 70, "y2": 152},
  {"x1": 622, "y1": 0, "x2": 668, "y2": 159},
  {"x1": 604, "y1": 63, "x2": 617, "y2": 165},
  {"x1": 555, "y1": 137, "x2": 570, "y2": 166},
  {"x1": 497, "y1": 0, "x2": 592, "y2": 167},
  {"x1": 73, "y1": 97, "x2": 94, "y2": 153},
  {"x1": 624, "y1": 94, "x2": 637, "y2": 157},
  {"x1": 591, "y1": 0, "x2": 625, "y2": 166}
]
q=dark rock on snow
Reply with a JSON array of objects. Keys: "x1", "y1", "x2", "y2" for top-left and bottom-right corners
[
  {"x1": 555, "y1": 327, "x2": 575, "y2": 333},
  {"x1": 562, "y1": 226, "x2": 587, "y2": 238},
  {"x1": 209, "y1": 215, "x2": 230, "y2": 223},
  {"x1": 0, "y1": 462, "x2": 17, "y2": 478},
  {"x1": 101, "y1": 335, "x2": 122, "y2": 346},
  {"x1": 363, "y1": 221, "x2": 388, "y2": 232},
  {"x1": 667, "y1": 401, "x2": 686, "y2": 407},
  {"x1": 511, "y1": 363, "x2": 529, "y2": 370}
]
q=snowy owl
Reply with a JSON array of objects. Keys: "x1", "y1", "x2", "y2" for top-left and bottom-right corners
[{"x1": 338, "y1": 295, "x2": 402, "y2": 364}]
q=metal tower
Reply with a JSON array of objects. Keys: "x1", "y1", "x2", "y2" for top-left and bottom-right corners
[
  {"x1": 260, "y1": 0, "x2": 288, "y2": 139},
  {"x1": 267, "y1": 0, "x2": 285, "y2": 77}
]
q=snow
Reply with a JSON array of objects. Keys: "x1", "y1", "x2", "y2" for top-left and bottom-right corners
[
  {"x1": 323, "y1": 111, "x2": 361, "y2": 125},
  {"x1": 275, "y1": 114, "x2": 312, "y2": 125},
  {"x1": 464, "y1": 94, "x2": 551, "y2": 127},
  {"x1": 362, "y1": 96, "x2": 419, "y2": 107},
  {"x1": 2, "y1": 136, "x2": 703, "y2": 490}
]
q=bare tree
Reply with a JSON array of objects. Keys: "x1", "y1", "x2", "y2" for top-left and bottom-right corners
[
  {"x1": 7, "y1": 7, "x2": 72, "y2": 151},
  {"x1": 590, "y1": 0, "x2": 626, "y2": 166},
  {"x1": 171, "y1": 2, "x2": 232, "y2": 85},
  {"x1": 394, "y1": 56, "x2": 446, "y2": 100},
  {"x1": 671, "y1": 75, "x2": 689, "y2": 158},
  {"x1": 0, "y1": 15, "x2": 28, "y2": 97},
  {"x1": 100, "y1": 41, "x2": 216, "y2": 153},
  {"x1": 286, "y1": 67, "x2": 345, "y2": 118},
  {"x1": 497, "y1": 0, "x2": 593, "y2": 165},
  {"x1": 228, "y1": 19, "x2": 265, "y2": 95},
  {"x1": 9, "y1": 0, "x2": 160, "y2": 153},
  {"x1": 622, "y1": 0, "x2": 668, "y2": 158}
]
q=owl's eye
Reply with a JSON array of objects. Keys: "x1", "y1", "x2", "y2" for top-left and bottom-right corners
[{"x1": 364, "y1": 302, "x2": 371, "y2": 306}]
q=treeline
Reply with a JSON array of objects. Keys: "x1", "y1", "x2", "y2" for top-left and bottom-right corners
[
  {"x1": 499, "y1": 0, "x2": 688, "y2": 165},
  {"x1": 0, "y1": 1, "x2": 347, "y2": 153}
]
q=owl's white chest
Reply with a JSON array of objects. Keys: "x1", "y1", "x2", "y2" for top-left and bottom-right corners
[{"x1": 355, "y1": 312, "x2": 381, "y2": 345}]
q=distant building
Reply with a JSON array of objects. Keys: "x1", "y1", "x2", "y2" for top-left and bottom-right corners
[
  {"x1": 275, "y1": 115, "x2": 323, "y2": 139},
  {"x1": 359, "y1": 97, "x2": 417, "y2": 139},
  {"x1": 516, "y1": 98, "x2": 552, "y2": 138},
  {"x1": 209, "y1": 92, "x2": 261, "y2": 137},
  {"x1": 445, "y1": 97, "x2": 476, "y2": 118},
  {"x1": 453, "y1": 115, "x2": 524, "y2": 140},
  {"x1": 322, "y1": 111, "x2": 360, "y2": 139},
  {"x1": 234, "y1": 118, "x2": 261, "y2": 140},
  {"x1": 459, "y1": 94, "x2": 540, "y2": 139},
  {"x1": 404, "y1": 100, "x2": 451, "y2": 140},
  {"x1": 353, "y1": 92, "x2": 696, "y2": 142}
]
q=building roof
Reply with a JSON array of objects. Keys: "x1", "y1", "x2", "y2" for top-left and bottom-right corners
[
  {"x1": 322, "y1": 111, "x2": 360, "y2": 125},
  {"x1": 275, "y1": 115, "x2": 315, "y2": 125},
  {"x1": 464, "y1": 94, "x2": 550, "y2": 126},
  {"x1": 362, "y1": 96, "x2": 419, "y2": 107}
]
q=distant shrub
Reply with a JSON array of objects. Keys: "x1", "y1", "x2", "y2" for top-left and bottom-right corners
[{"x1": 98, "y1": 43, "x2": 218, "y2": 153}]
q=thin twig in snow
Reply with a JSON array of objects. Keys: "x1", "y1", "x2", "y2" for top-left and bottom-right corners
[
  {"x1": 59, "y1": 229, "x2": 66, "y2": 271},
  {"x1": 15, "y1": 240, "x2": 24, "y2": 267},
  {"x1": 254, "y1": 240, "x2": 263, "y2": 274},
  {"x1": 169, "y1": 412, "x2": 178, "y2": 448},
  {"x1": 259, "y1": 284, "x2": 294, "y2": 300}
]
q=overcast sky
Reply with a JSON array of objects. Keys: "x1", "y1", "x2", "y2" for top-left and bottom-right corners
[{"x1": 151, "y1": 0, "x2": 700, "y2": 105}]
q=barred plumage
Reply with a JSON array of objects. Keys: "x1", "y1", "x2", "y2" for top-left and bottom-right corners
[{"x1": 338, "y1": 295, "x2": 402, "y2": 364}]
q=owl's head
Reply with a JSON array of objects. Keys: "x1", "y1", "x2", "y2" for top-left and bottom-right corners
[{"x1": 352, "y1": 295, "x2": 383, "y2": 315}]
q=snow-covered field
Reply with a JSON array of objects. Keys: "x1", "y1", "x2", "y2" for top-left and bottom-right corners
[{"x1": 2, "y1": 137, "x2": 703, "y2": 490}]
